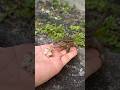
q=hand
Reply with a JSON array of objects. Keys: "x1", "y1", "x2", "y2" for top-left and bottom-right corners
[
  {"x1": 0, "y1": 44, "x2": 102, "y2": 87},
  {"x1": 35, "y1": 44, "x2": 78, "y2": 87},
  {"x1": 85, "y1": 48, "x2": 102, "y2": 78}
]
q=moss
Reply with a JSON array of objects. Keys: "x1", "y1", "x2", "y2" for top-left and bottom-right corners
[
  {"x1": 87, "y1": 0, "x2": 120, "y2": 52},
  {"x1": 36, "y1": 0, "x2": 85, "y2": 47},
  {"x1": 0, "y1": 0, "x2": 34, "y2": 22},
  {"x1": 35, "y1": 22, "x2": 85, "y2": 47},
  {"x1": 52, "y1": 0, "x2": 72, "y2": 14},
  {"x1": 36, "y1": 23, "x2": 65, "y2": 41}
]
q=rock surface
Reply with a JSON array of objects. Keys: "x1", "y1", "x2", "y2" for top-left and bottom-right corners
[
  {"x1": 63, "y1": 0, "x2": 85, "y2": 11},
  {"x1": 36, "y1": 0, "x2": 120, "y2": 90},
  {"x1": 86, "y1": 49, "x2": 120, "y2": 90},
  {"x1": 35, "y1": 0, "x2": 85, "y2": 90},
  {"x1": 35, "y1": 34, "x2": 85, "y2": 90}
]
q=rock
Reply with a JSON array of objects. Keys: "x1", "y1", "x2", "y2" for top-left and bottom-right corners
[
  {"x1": 35, "y1": 34, "x2": 85, "y2": 90},
  {"x1": 35, "y1": 0, "x2": 85, "y2": 90},
  {"x1": 62, "y1": 0, "x2": 85, "y2": 11},
  {"x1": 86, "y1": 49, "x2": 120, "y2": 90}
]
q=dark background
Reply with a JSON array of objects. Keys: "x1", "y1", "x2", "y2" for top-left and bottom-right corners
[{"x1": 86, "y1": 0, "x2": 120, "y2": 90}]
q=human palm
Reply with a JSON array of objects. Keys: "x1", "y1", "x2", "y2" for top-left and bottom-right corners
[{"x1": 35, "y1": 44, "x2": 77, "y2": 86}]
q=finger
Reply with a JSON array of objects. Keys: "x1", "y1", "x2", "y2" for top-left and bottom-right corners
[
  {"x1": 85, "y1": 49, "x2": 102, "y2": 78},
  {"x1": 61, "y1": 47, "x2": 78, "y2": 66},
  {"x1": 60, "y1": 49, "x2": 67, "y2": 55}
]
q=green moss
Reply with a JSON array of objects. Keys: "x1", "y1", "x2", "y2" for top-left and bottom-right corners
[
  {"x1": 36, "y1": 0, "x2": 85, "y2": 47},
  {"x1": 52, "y1": 0, "x2": 72, "y2": 14},
  {"x1": 69, "y1": 25, "x2": 81, "y2": 31},
  {"x1": 86, "y1": 0, "x2": 109, "y2": 12},
  {"x1": 87, "y1": 0, "x2": 120, "y2": 52},
  {"x1": 73, "y1": 32, "x2": 85, "y2": 47},
  {"x1": 95, "y1": 15, "x2": 120, "y2": 52},
  {"x1": 0, "y1": 0, "x2": 34, "y2": 22},
  {"x1": 35, "y1": 22, "x2": 85, "y2": 47},
  {"x1": 36, "y1": 23, "x2": 65, "y2": 41}
]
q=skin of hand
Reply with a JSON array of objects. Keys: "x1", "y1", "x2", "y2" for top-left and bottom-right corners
[
  {"x1": 0, "y1": 44, "x2": 102, "y2": 87},
  {"x1": 35, "y1": 44, "x2": 78, "y2": 87},
  {"x1": 85, "y1": 48, "x2": 102, "y2": 78}
]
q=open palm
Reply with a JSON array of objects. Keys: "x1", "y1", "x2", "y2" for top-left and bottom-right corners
[{"x1": 35, "y1": 44, "x2": 77, "y2": 87}]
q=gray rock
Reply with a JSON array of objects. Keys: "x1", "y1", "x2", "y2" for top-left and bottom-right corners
[
  {"x1": 35, "y1": 0, "x2": 85, "y2": 89},
  {"x1": 35, "y1": 34, "x2": 85, "y2": 90},
  {"x1": 86, "y1": 49, "x2": 120, "y2": 90},
  {"x1": 63, "y1": 0, "x2": 85, "y2": 11}
]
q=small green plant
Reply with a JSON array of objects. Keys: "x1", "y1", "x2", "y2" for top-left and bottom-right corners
[
  {"x1": 52, "y1": 0, "x2": 72, "y2": 14},
  {"x1": 87, "y1": 0, "x2": 120, "y2": 52},
  {"x1": 73, "y1": 32, "x2": 85, "y2": 47},
  {"x1": 36, "y1": 0, "x2": 85, "y2": 48},
  {"x1": 0, "y1": 0, "x2": 34, "y2": 22},
  {"x1": 86, "y1": 0, "x2": 109, "y2": 12},
  {"x1": 36, "y1": 23, "x2": 65, "y2": 41},
  {"x1": 95, "y1": 16, "x2": 120, "y2": 52},
  {"x1": 69, "y1": 25, "x2": 81, "y2": 31},
  {"x1": 35, "y1": 22, "x2": 85, "y2": 47}
]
